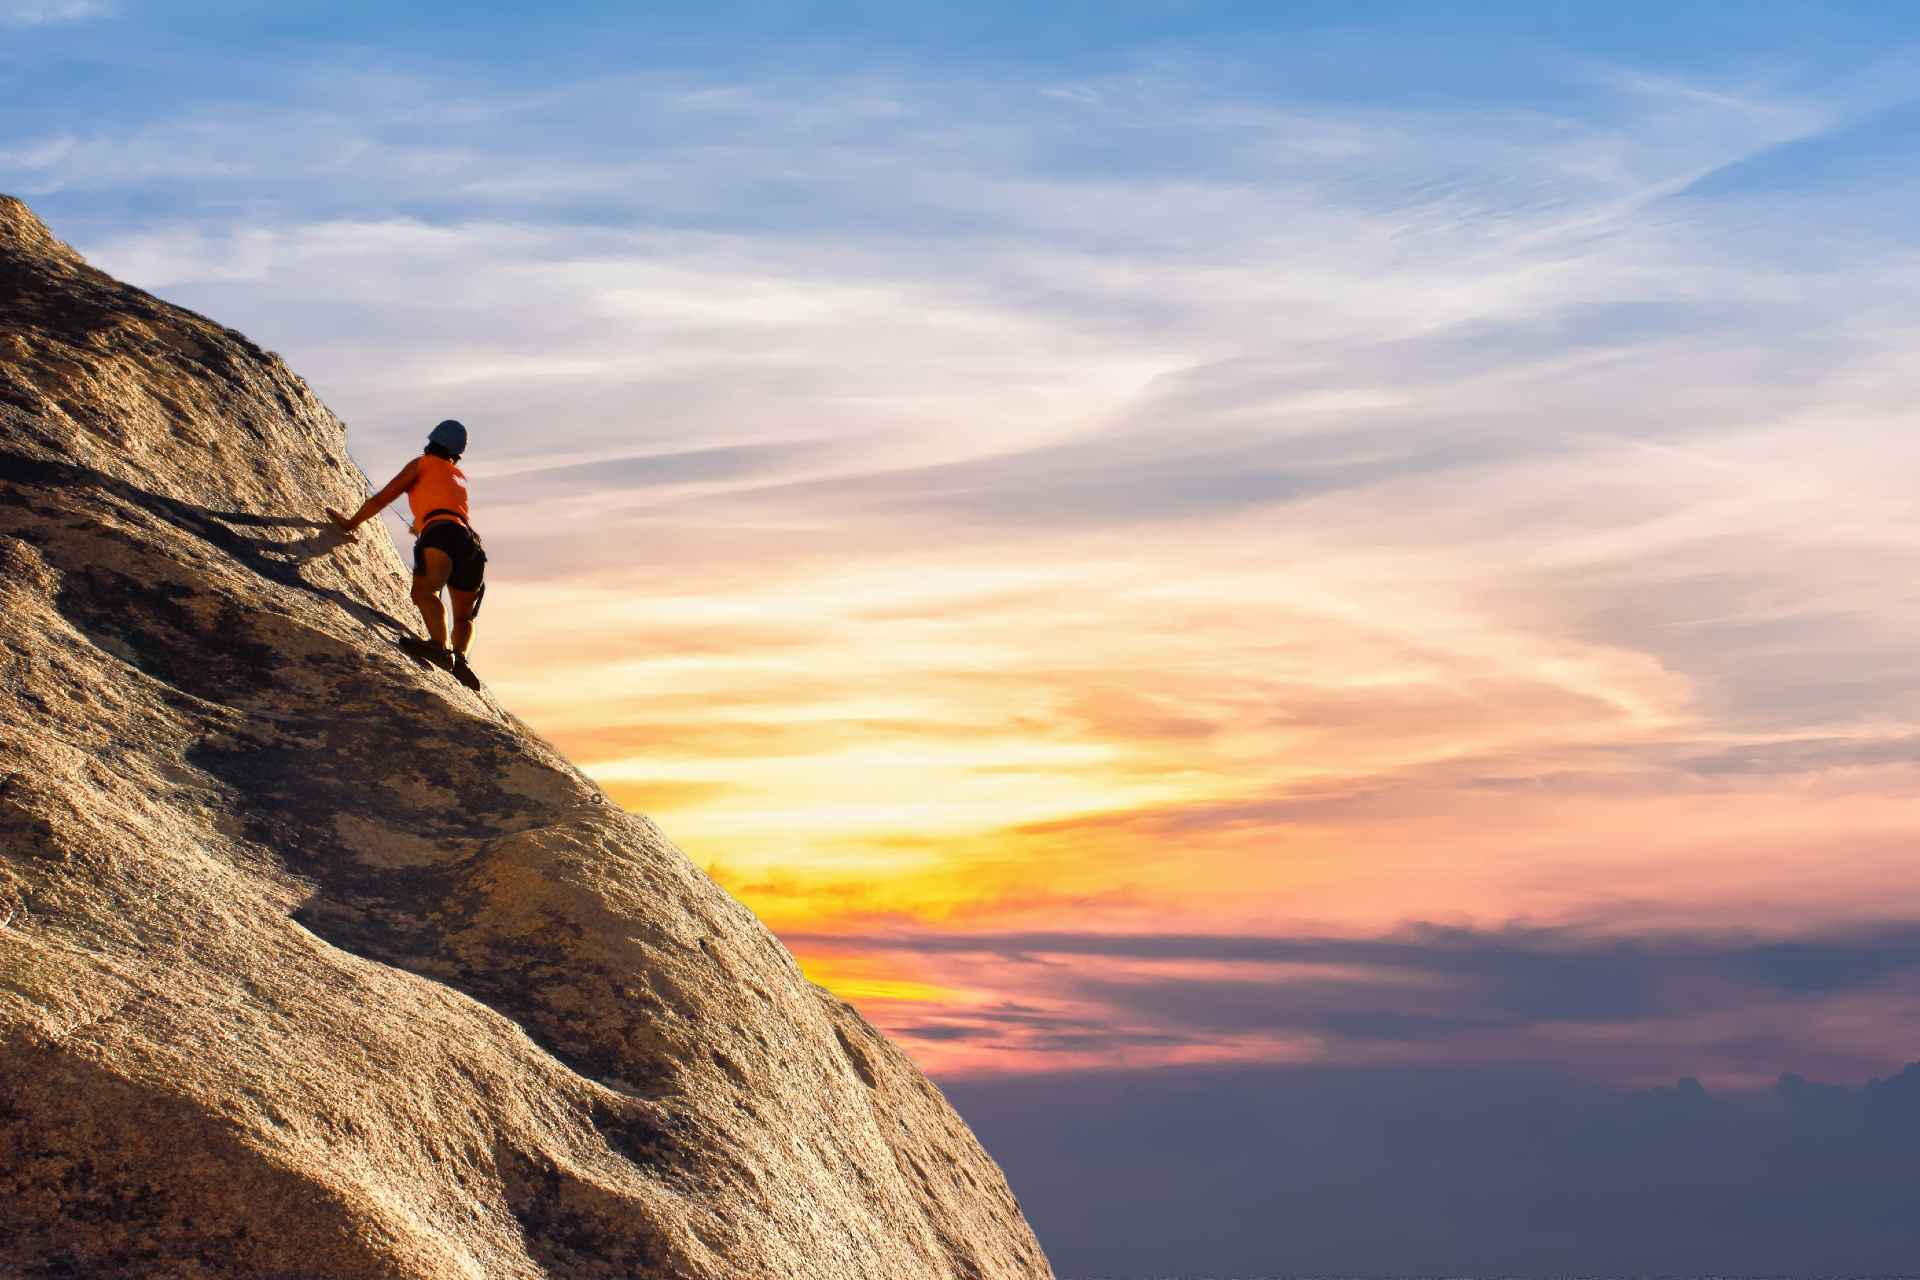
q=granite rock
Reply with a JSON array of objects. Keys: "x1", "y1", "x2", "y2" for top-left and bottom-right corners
[{"x1": 0, "y1": 195, "x2": 1052, "y2": 1280}]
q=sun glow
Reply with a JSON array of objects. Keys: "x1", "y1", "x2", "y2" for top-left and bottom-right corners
[
  {"x1": 487, "y1": 508, "x2": 1708, "y2": 945},
  {"x1": 465, "y1": 412, "x2": 1920, "y2": 1081}
]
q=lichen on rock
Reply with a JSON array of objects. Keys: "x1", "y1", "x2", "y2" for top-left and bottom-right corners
[{"x1": 0, "y1": 195, "x2": 1053, "y2": 1280}]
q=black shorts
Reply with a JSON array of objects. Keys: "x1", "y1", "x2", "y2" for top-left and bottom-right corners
[{"x1": 413, "y1": 519, "x2": 487, "y2": 593}]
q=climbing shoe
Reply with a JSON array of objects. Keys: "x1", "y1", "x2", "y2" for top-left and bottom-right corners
[{"x1": 398, "y1": 635, "x2": 456, "y2": 670}]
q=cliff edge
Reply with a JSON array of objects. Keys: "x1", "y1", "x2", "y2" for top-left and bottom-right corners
[{"x1": 0, "y1": 195, "x2": 1053, "y2": 1280}]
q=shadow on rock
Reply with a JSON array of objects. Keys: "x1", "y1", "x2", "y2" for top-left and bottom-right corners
[{"x1": 0, "y1": 446, "x2": 407, "y2": 637}]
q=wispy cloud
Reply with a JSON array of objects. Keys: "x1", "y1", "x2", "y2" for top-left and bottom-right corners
[
  {"x1": 0, "y1": 0, "x2": 111, "y2": 26},
  {"x1": 21, "y1": 44, "x2": 1920, "y2": 1080},
  {"x1": 791, "y1": 921, "x2": 1920, "y2": 1079}
]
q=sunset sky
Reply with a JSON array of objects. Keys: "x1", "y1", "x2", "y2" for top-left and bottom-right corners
[{"x1": 11, "y1": 0, "x2": 1920, "y2": 1228}]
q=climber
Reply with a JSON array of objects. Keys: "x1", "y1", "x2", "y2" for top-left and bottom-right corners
[{"x1": 326, "y1": 419, "x2": 486, "y2": 689}]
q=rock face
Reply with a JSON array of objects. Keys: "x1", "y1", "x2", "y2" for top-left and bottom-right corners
[{"x1": 0, "y1": 196, "x2": 1053, "y2": 1279}]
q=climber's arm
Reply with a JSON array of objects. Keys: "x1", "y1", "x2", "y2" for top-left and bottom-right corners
[{"x1": 328, "y1": 459, "x2": 420, "y2": 539}]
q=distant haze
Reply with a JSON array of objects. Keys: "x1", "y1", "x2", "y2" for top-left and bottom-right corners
[{"x1": 949, "y1": 1060, "x2": 1920, "y2": 1276}]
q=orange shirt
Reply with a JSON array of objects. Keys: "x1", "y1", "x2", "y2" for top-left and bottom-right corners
[{"x1": 407, "y1": 454, "x2": 470, "y2": 531}]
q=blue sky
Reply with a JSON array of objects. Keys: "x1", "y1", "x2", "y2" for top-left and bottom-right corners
[{"x1": 11, "y1": 3, "x2": 1920, "y2": 1272}]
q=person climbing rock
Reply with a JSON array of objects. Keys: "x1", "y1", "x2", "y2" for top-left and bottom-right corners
[{"x1": 326, "y1": 419, "x2": 487, "y2": 690}]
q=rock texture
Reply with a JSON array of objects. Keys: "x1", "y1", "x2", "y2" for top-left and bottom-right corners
[{"x1": 0, "y1": 196, "x2": 1053, "y2": 1280}]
